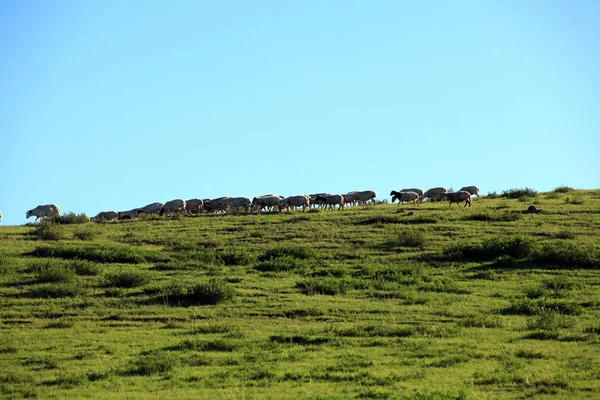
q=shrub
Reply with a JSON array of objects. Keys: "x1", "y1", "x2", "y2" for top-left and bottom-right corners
[
  {"x1": 72, "y1": 260, "x2": 102, "y2": 276},
  {"x1": 31, "y1": 260, "x2": 75, "y2": 283},
  {"x1": 459, "y1": 314, "x2": 503, "y2": 328},
  {"x1": 532, "y1": 242, "x2": 599, "y2": 268},
  {"x1": 158, "y1": 279, "x2": 236, "y2": 306},
  {"x1": 526, "y1": 309, "x2": 573, "y2": 331},
  {"x1": 420, "y1": 278, "x2": 471, "y2": 294},
  {"x1": 34, "y1": 221, "x2": 64, "y2": 241},
  {"x1": 104, "y1": 269, "x2": 150, "y2": 288},
  {"x1": 501, "y1": 188, "x2": 537, "y2": 199},
  {"x1": 553, "y1": 230, "x2": 576, "y2": 240},
  {"x1": 32, "y1": 244, "x2": 164, "y2": 264},
  {"x1": 564, "y1": 196, "x2": 585, "y2": 205},
  {"x1": 296, "y1": 277, "x2": 353, "y2": 295},
  {"x1": 444, "y1": 235, "x2": 534, "y2": 261},
  {"x1": 554, "y1": 185, "x2": 574, "y2": 193},
  {"x1": 395, "y1": 229, "x2": 426, "y2": 248},
  {"x1": 52, "y1": 212, "x2": 90, "y2": 225},
  {"x1": 31, "y1": 283, "x2": 83, "y2": 298},
  {"x1": 504, "y1": 297, "x2": 582, "y2": 316},
  {"x1": 131, "y1": 353, "x2": 177, "y2": 375},
  {"x1": 73, "y1": 228, "x2": 99, "y2": 241},
  {"x1": 218, "y1": 248, "x2": 253, "y2": 266},
  {"x1": 464, "y1": 212, "x2": 522, "y2": 222},
  {"x1": 258, "y1": 246, "x2": 315, "y2": 262}
]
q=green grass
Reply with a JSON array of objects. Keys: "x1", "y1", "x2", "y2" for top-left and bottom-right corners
[{"x1": 0, "y1": 189, "x2": 599, "y2": 399}]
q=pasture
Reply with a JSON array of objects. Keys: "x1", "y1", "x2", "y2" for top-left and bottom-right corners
[{"x1": 1, "y1": 189, "x2": 599, "y2": 399}]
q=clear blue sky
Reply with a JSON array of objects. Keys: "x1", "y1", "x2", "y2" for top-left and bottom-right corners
[{"x1": 1, "y1": 1, "x2": 599, "y2": 225}]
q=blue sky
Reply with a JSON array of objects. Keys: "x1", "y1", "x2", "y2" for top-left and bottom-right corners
[{"x1": 1, "y1": 1, "x2": 598, "y2": 225}]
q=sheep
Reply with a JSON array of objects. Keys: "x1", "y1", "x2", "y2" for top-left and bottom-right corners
[
  {"x1": 201, "y1": 198, "x2": 214, "y2": 213},
  {"x1": 279, "y1": 195, "x2": 310, "y2": 211},
  {"x1": 390, "y1": 191, "x2": 420, "y2": 207},
  {"x1": 26, "y1": 204, "x2": 61, "y2": 223},
  {"x1": 92, "y1": 211, "x2": 119, "y2": 221},
  {"x1": 211, "y1": 197, "x2": 232, "y2": 214},
  {"x1": 184, "y1": 199, "x2": 203, "y2": 215},
  {"x1": 459, "y1": 186, "x2": 480, "y2": 197},
  {"x1": 159, "y1": 199, "x2": 186, "y2": 216},
  {"x1": 251, "y1": 195, "x2": 281, "y2": 213},
  {"x1": 139, "y1": 202, "x2": 164, "y2": 215},
  {"x1": 220, "y1": 197, "x2": 251, "y2": 213},
  {"x1": 443, "y1": 191, "x2": 472, "y2": 207},
  {"x1": 309, "y1": 193, "x2": 331, "y2": 208},
  {"x1": 0, "y1": 211, "x2": 2, "y2": 221},
  {"x1": 345, "y1": 190, "x2": 376, "y2": 206},
  {"x1": 118, "y1": 208, "x2": 140, "y2": 220},
  {"x1": 399, "y1": 188, "x2": 424, "y2": 197},
  {"x1": 315, "y1": 194, "x2": 345, "y2": 210},
  {"x1": 422, "y1": 187, "x2": 448, "y2": 201}
]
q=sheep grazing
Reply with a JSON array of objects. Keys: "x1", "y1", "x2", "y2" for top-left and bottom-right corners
[
  {"x1": 184, "y1": 199, "x2": 203, "y2": 215},
  {"x1": 459, "y1": 186, "x2": 480, "y2": 197},
  {"x1": 345, "y1": 190, "x2": 376, "y2": 207},
  {"x1": 118, "y1": 209, "x2": 140, "y2": 220},
  {"x1": 390, "y1": 191, "x2": 420, "y2": 207},
  {"x1": 279, "y1": 195, "x2": 311, "y2": 211},
  {"x1": 0, "y1": 211, "x2": 2, "y2": 221},
  {"x1": 315, "y1": 194, "x2": 345, "y2": 210},
  {"x1": 139, "y1": 202, "x2": 164, "y2": 216},
  {"x1": 399, "y1": 188, "x2": 424, "y2": 197},
  {"x1": 422, "y1": 187, "x2": 448, "y2": 201},
  {"x1": 443, "y1": 191, "x2": 472, "y2": 207},
  {"x1": 251, "y1": 195, "x2": 281, "y2": 213},
  {"x1": 92, "y1": 211, "x2": 119, "y2": 222},
  {"x1": 220, "y1": 197, "x2": 251, "y2": 213},
  {"x1": 25, "y1": 204, "x2": 61, "y2": 223},
  {"x1": 309, "y1": 193, "x2": 331, "y2": 209},
  {"x1": 159, "y1": 199, "x2": 186, "y2": 216}
]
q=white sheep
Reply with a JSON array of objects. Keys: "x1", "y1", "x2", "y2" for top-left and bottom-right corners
[
  {"x1": 422, "y1": 187, "x2": 448, "y2": 201},
  {"x1": 390, "y1": 191, "x2": 420, "y2": 207},
  {"x1": 315, "y1": 194, "x2": 345, "y2": 210},
  {"x1": 443, "y1": 191, "x2": 472, "y2": 207},
  {"x1": 92, "y1": 211, "x2": 119, "y2": 221},
  {"x1": 459, "y1": 186, "x2": 480, "y2": 197},
  {"x1": 26, "y1": 204, "x2": 61, "y2": 223},
  {"x1": 139, "y1": 202, "x2": 164, "y2": 215},
  {"x1": 159, "y1": 199, "x2": 186, "y2": 216}
]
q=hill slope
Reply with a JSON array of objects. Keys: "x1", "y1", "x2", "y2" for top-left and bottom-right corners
[{"x1": 1, "y1": 190, "x2": 599, "y2": 399}]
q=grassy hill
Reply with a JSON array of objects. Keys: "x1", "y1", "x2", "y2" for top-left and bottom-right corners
[{"x1": 1, "y1": 189, "x2": 599, "y2": 399}]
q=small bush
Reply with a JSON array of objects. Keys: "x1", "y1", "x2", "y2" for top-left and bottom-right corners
[
  {"x1": 526, "y1": 309, "x2": 573, "y2": 331},
  {"x1": 515, "y1": 349, "x2": 545, "y2": 359},
  {"x1": 420, "y1": 278, "x2": 471, "y2": 294},
  {"x1": 296, "y1": 277, "x2": 353, "y2": 295},
  {"x1": 32, "y1": 244, "x2": 163, "y2": 264},
  {"x1": 459, "y1": 314, "x2": 503, "y2": 328},
  {"x1": 51, "y1": 373, "x2": 86, "y2": 388},
  {"x1": 31, "y1": 260, "x2": 75, "y2": 283},
  {"x1": 554, "y1": 185, "x2": 574, "y2": 193},
  {"x1": 131, "y1": 353, "x2": 177, "y2": 375},
  {"x1": 564, "y1": 196, "x2": 585, "y2": 205},
  {"x1": 51, "y1": 212, "x2": 90, "y2": 225},
  {"x1": 553, "y1": 230, "x2": 576, "y2": 240},
  {"x1": 501, "y1": 188, "x2": 537, "y2": 199},
  {"x1": 464, "y1": 212, "x2": 522, "y2": 222},
  {"x1": 532, "y1": 242, "x2": 599, "y2": 268},
  {"x1": 72, "y1": 260, "x2": 102, "y2": 276},
  {"x1": 159, "y1": 279, "x2": 236, "y2": 306},
  {"x1": 34, "y1": 221, "x2": 64, "y2": 241},
  {"x1": 31, "y1": 283, "x2": 83, "y2": 298},
  {"x1": 444, "y1": 235, "x2": 534, "y2": 261},
  {"x1": 104, "y1": 269, "x2": 149, "y2": 288},
  {"x1": 73, "y1": 228, "x2": 99, "y2": 241},
  {"x1": 504, "y1": 297, "x2": 582, "y2": 316},
  {"x1": 218, "y1": 248, "x2": 253, "y2": 266},
  {"x1": 258, "y1": 246, "x2": 315, "y2": 262},
  {"x1": 395, "y1": 229, "x2": 426, "y2": 248}
]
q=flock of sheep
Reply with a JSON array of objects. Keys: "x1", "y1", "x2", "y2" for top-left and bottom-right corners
[{"x1": 20, "y1": 186, "x2": 480, "y2": 223}]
